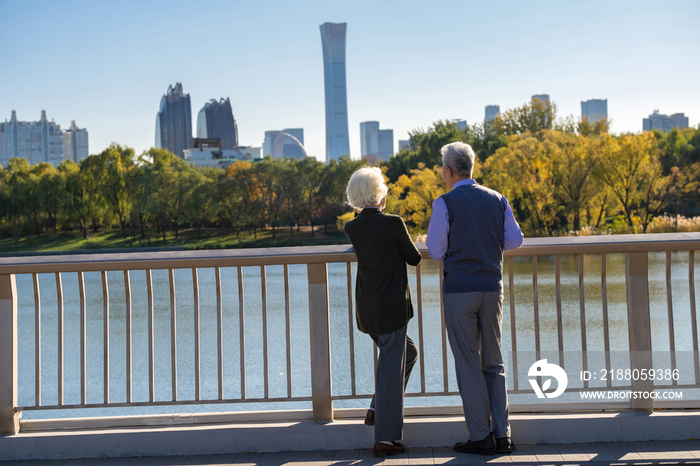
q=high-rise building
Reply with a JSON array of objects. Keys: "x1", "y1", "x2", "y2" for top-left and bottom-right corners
[
  {"x1": 643, "y1": 110, "x2": 689, "y2": 132},
  {"x1": 398, "y1": 140, "x2": 410, "y2": 151},
  {"x1": 0, "y1": 110, "x2": 64, "y2": 167},
  {"x1": 263, "y1": 128, "x2": 307, "y2": 160},
  {"x1": 320, "y1": 22, "x2": 350, "y2": 162},
  {"x1": 581, "y1": 99, "x2": 608, "y2": 123},
  {"x1": 360, "y1": 121, "x2": 379, "y2": 157},
  {"x1": 155, "y1": 83, "x2": 192, "y2": 158},
  {"x1": 62, "y1": 120, "x2": 89, "y2": 163},
  {"x1": 485, "y1": 105, "x2": 500, "y2": 121},
  {"x1": 196, "y1": 98, "x2": 238, "y2": 149},
  {"x1": 532, "y1": 94, "x2": 550, "y2": 102},
  {"x1": 360, "y1": 121, "x2": 393, "y2": 161},
  {"x1": 451, "y1": 119, "x2": 467, "y2": 130}
]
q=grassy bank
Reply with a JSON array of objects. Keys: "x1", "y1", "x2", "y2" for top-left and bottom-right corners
[{"x1": 0, "y1": 226, "x2": 351, "y2": 255}]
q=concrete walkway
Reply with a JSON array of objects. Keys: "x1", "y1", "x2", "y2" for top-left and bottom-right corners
[{"x1": 2, "y1": 442, "x2": 700, "y2": 466}]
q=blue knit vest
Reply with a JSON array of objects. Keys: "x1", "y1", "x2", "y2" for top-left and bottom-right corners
[{"x1": 441, "y1": 183, "x2": 506, "y2": 293}]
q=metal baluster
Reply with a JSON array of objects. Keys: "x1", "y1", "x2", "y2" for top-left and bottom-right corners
[
  {"x1": 439, "y1": 261, "x2": 448, "y2": 392},
  {"x1": 601, "y1": 253, "x2": 611, "y2": 387},
  {"x1": 532, "y1": 256, "x2": 540, "y2": 360},
  {"x1": 666, "y1": 252, "x2": 677, "y2": 385},
  {"x1": 32, "y1": 273, "x2": 41, "y2": 406},
  {"x1": 216, "y1": 267, "x2": 224, "y2": 400},
  {"x1": 192, "y1": 268, "x2": 201, "y2": 401},
  {"x1": 690, "y1": 251, "x2": 699, "y2": 384},
  {"x1": 56, "y1": 273, "x2": 63, "y2": 406},
  {"x1": 169, "y1": 269, "x2": 177, "y2": 401},
  {"x1": 346, "y1": 262, "x2": 356, "y2": 396},
  {"x1": 578, "y1": 254, "x2": 589, "y2": 388},
  {"x1": 416, "y1": 263, "x2": 426, "y2": 393},
  {"x1": 261, "y1": 265, "x2": 269, "y2": 399},
  {"x1": 555, "y1": 255, "x2": 564, "y2": 368},
  {"x1": 238, "y1": 266, "x2": 246, "y2": 399},
  {"x1": 101, "y1": 271, "x2": 110, "y2": 404},
  {"x1": 509, "y1": 257, "x2": 518, "y2": 390},
  {"x1": 146, "y1": 269, "x2": 155, "y2": 402},
  {"x1": 78, "y1": 271, "x2": 86, "y2": 405},
  {"x1": 284, "y1": 264, "x2": 292, "y2": 398},
  {"x1": 124, "y1": 271, "x2": 132, "y2": 403}
]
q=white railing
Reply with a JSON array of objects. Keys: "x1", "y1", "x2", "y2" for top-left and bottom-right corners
[{"x1": 0, "y1": 233, "x2": 699, "y2": 434}]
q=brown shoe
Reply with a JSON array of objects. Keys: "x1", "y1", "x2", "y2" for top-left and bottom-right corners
[
  {"x1": 373, "y1": 441, "x2": 406, "y2": 457},
  {"x1": 364, "y1": 409, "x2": 374, "y2": 426}
]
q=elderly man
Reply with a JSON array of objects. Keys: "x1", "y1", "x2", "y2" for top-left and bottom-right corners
[{"x1": 427, "y1": 142, "x2": 524, "y2": 455}]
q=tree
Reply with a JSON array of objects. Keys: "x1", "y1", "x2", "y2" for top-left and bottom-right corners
[
  {"x1": 491, "y1": 98, "x2": 557, "y2": 136},
  {"x1": 481, "y1": 133, "x2": 558, "y2": 235},
  {"x1": 387, "y1": 163, "x2": 447, "y2": 235},
  {"x1": 595, "y1": 132, "x2": 660, "y2": 230},
  {"x1": 297, "y1": 157, "x2": 325, "y2": 236},
  {"x1": 548, "y1": 131, "x2": 600, "y2": 231},
  {"x1": 94, "y1": 144, "x2": 135, "y2": 237}
]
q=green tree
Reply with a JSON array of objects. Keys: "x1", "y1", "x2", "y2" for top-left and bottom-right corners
[{"x1": 94, "y1": 144, "x2": 135, "y2": 237}]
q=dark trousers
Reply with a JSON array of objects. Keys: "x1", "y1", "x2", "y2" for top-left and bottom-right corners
[{"x1": 369, "y1": 327, "x2": 418, "y2": 441}]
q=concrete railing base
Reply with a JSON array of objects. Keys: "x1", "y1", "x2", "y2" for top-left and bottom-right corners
[{"x1": 1, "y1": 411, "x2": 699, "y2": 461}]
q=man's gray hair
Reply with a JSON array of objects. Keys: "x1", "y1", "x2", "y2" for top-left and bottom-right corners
[{"x1": 440, "y1": 142, "x2": 475, "y2": 177}]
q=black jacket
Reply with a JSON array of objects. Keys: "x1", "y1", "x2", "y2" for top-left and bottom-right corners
[{"x1": 344, "y1": 209, "x2": 422, "y2": 335}]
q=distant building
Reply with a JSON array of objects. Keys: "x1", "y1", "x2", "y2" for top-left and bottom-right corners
[
  {"x1": 156, "y1": 83, "x2": 192, "y2": 158},
  {"x1": 0, "y1": 110, "x2": 64, "y2": 167},
  {"x1": 360, "y1": 121, "x2": 394, "y2": 161},
  {"x1": 62, "y1": 120, "x2": 89, "y2": 163},
  {"x1": 581, "y1": 99, "x2": 608, "y2": 123},
  {"x1": 362, "y1": 154, "x2": 379, "y2": 165},
  {"x1": 485, "y1": 105, "x2": 500, "y2": 121},
  {"x1": 643, "y1": 110, "x2": 689, "y2": 132},
  {"x1": 263, "y1": 128, "x2": 307, "y2": 159},
  {"x1": 532, "y1": 94, "x2": 550, "y2": 102},
  {"x1": 196, "y1": 98, "x2": 238, "y2": 149},
  {"x1": 451, "y1": 119, "x2": 467, "y2": 130},
  {"x1": 183, "y1": 138, "x2": 261, "y2": 168},
  {"x1": 398, "y1": 140, "x2": 410, "y2": 151},
  {"x1": 320, "y1": 22, "x2": 350, "y2": 162}
]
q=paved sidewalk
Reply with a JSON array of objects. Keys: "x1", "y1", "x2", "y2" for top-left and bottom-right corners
[{"x1": 2, "y1": 441, "x2": 700, "y2": 466}]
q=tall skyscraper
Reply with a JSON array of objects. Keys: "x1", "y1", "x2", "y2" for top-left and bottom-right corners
[
  {"x1": 155, "y1": 83, "x2": 192, "y2": 158},
  {"x1": 485, "y1": 105, "x2": 500, "y2": 121},
  {"x1": 360, "y1": 121, "x2": 393, "y2": 161},
  {"x1": 643, "y1": 110, "x2": 689, "y2": 132},
  {"x1": 0, "y1": 110, "x2": 64, "y2": 167},
  {"x1": 196, "y1": 98, "x2": 238, "y2": 149},
  {"x1": 532, "y1": 94, "x2": 550, "y2": 102},
  {"x1": 63, "y1": 120, "x2": 89, "y2": 163},
  {"x1": 581, "y1": 99, "x2": 608, "y2": 123},
  {"x1": 320, "y1": 22, "x2": 350, "y2": 162}
]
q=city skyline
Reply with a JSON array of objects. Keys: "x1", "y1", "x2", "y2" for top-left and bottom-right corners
[{"x1": 1, "y1": 1, "x2": 698, "y2": 163}]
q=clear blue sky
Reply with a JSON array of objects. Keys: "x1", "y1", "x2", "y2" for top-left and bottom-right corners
[{"x1": 1, "y1": 0, "x2": 698, "y2": 162}]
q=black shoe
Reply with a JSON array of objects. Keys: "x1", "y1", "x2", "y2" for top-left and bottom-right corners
[
  {"x1": 495, "y1": 437, "x2": 515, "y2": 454},
  {"x1": 454, "y1": 434, "x2": 496, "y2": 455},
  {"x1": 364, "y1": 409, "x2": 374, "y2": 426}
]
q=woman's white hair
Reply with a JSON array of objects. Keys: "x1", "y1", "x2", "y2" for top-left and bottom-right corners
[
  {"x1": 346, "y1": 167, "x2": 388, "y2": 210},
  {"x1": 441, "y1": 142, "x2": 476, "y2": 177}
]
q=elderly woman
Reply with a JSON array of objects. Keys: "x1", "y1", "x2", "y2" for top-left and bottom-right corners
[{"x1": 344, "y1": 167, "x2": 421, "y2": 457}]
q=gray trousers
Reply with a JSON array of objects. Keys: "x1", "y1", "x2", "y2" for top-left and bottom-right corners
[
  {"x1": 369, "y1": 325, "x2": 416, "y2": 441},
  {"x1": 443, "y1": 292, "x2": 510, "y2": 441}
]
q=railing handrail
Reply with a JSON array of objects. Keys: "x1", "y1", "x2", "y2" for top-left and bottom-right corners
[{"x1": 0, "y1": 232, "x2": 698, "y2": 274}]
